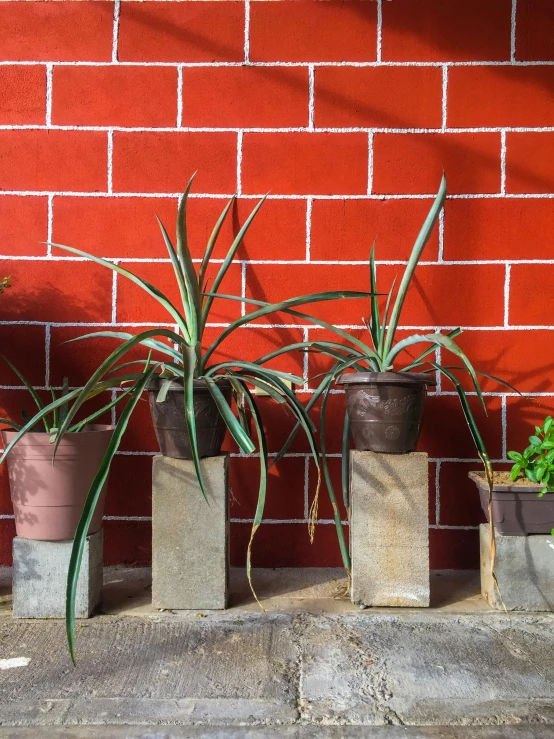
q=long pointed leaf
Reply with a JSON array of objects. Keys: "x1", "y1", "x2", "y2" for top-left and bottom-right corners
[
  {"x1": 1, "y1": 355, "x2": 49, "y2": 432},
  {"x1": 199, "y1": 196, "x2": 235, "y2": 289},
  {"x1": 205, "y1": 376, "x2": 255, "y2": 454},
  {"x1": 156, "y1": 215, "x2": 194, "y2": 339},
  {"x1": 369, "y1": 242, "x2": 381, "y2": 350},
  {"x1": 66, "y1": 365, "x2": 157, "y2": 663},
  {"x1": 49, "y1": 243, "x2": 190, "y2": 341},
  {"x1": 63, "y1": 331, "x2": 182, "y2": 363},
  {"x1": 201, "y1": 196, "x2": 266, "y2": 330},
  {"x1": 382, "y1": 175, "x2": 446, "y2": 359},
  {"x1": 176, "y1": 177, "x2": 201, "y2": 343}
]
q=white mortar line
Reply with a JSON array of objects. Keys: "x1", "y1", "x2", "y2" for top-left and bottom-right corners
[
  {"x1": 511, "y1": 0, "x2": 518, "y2": 63},
  {"x1": 236, "y1": 130, "x2": 243, "y2": 195},
  {"x1": 107, "y1": 129, "x2": 114, "y2": 194},
  {"x1": 305, "y1": 198, "x2": 312, "y2": 261},
  {"x1": 111, "y1": 265, "x2": 118, "y2": 324},
  {"x1": 437, "y1": 210, "x2": 444, "y2": 262},
  {"x1": 303, "y1": 454, "x2": 310, "y2": 519},
  {"x1": 3, "y1": 60, "x2": 554, "y2": 68},
  {"x1": 112, "y1": 0, "x2": 121, "y2": 63},
  {"x1": 46, "y1": 195, "x2": 53, "y2": 255},
  {"x1": 376, "y1": 0, "x2": 383, "y2": 62},
  {"x1": 176, "y1": 65, "x2": 183, "y2": 128},
  {"x1": 435, "y1": 459, "x2": 441, "y2": 525},
  {"x1": 45, "y1": 63, "x2": 53, "y2": 127},
  {"x1": 308, "y1": 64, "x2": 315, "y2": 130},
  {"x1": 244, "y1": 0, "x2": 251, "y2": 63},
  {"x1": 504, "y1": 263, "x2": 511, "y2": 327},
  {"x1": 367, "y1": 131, "x2": 374, "y2": 195},
  {"x1": 500, "y1": 130, "x2": 507, "y2": 195},
  {"x1": 44, "y1": 324, "x2": 51, "y2": 387},
  {"x1": 441, "y1": 64, "x2": 448, "y2": 131}
]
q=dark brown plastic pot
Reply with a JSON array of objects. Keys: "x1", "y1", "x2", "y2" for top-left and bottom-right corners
[
  {"x1": 336, "y1": 371, "x2": 436, "y2": 454},
  {"x1": 2, "y1": 424, "x2": 114, "y2": 541},
  {"x1": 469, "y1": 471, "x2": 554, "y2": 536},
  {"x1": 147, "y1": 378, "x2": 232, "y2": 459}
]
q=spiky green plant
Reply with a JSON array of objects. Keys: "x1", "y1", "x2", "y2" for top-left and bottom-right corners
[
  {"x1": 0, "y1": 175, "x2": 372, "y2": 661},
  {"x1": 236, "y1": 176, "x2": 517, "y2": 573}
]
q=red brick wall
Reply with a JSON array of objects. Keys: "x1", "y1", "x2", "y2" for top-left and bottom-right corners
[{"x1": 1, "y1": 0, "x2": 553, "y2": 569}]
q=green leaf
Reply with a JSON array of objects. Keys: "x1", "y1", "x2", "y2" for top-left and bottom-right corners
[
  {"x1": 507, "y1": 451, "x2": 523, "y2": 463},
  {"x1": 176, "y1": 176, "x2": 202, "y2": 343},
  {"x1": 199, "y1": 196, "x2": 236, "y2": 290},
  {"x1": 63, "y1": 331, "x2": 182, "y2": 363},
  {"x1": 68, "y1": 387, "x2": 133, "y2": 432},
  {"x1": 1, "y1": 355, "x2": 49, "y2": 432},
  {"x1": 368, "y1": 241, "x2": 381, "y2": 350},
  {"x1": 402, "y1": 328, "x2": 462, "y2": 372},
  {"x1": 0, "y1": 418, "x2": 21, "y2": 431},
  {"x1": 66, "y1": 366, "x2": 157, "y2": 663},
  {"x1": 510, "y1": 463, "x2": 521, "y2": 481},
  {"x1": 201, "y1": 196, "x2": 266, "y2": 331},
  {"x1": 382, "y1": 175, "x2": 446, "y2": 359},
  {"x1": 205, "y1": 376, "x2": 255, "y2": 454},
  {"x1": 206, "y1": 361, "x2": 303, "y2": 387},
  {"x1": 529, "y1": 435, "x2": 542, "y2": 447},
  {"x1": 49, "y1": 243, "x2": 190, "y2": 342},
  {"x1": 525, "y1": 468, "x2": 538, "y2": 482},
  {"x1": 545, "y1": 417, "x2": 553, "y2": 434},
  {"x1": 181, "y1": 344, "x2": 208, "y2": 501}
]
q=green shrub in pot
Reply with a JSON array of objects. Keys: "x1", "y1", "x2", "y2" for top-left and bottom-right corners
[
  {"x1": 260, "y1": 176, "x2": 517, "y2": 572},
  {"x1": 4, "y1": 175, "x2": 371, "y2": 660}
]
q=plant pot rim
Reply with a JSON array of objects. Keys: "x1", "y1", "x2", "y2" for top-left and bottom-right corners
[
  {"x1": 1, "y1": 423, "x2": 115, "y2": 443},
  {"x1": 146, "y1": 377, "x2": 233, "y2": 393},
  {"x1": 469, "y1": 470, "x2": 546, "y2": 494},
  {"x1": 336, "y1": 371, "x2": 436, "y2": 387}
]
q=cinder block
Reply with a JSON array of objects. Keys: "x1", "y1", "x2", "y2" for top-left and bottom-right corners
[
  {"x1": 480, "y1": 524, "x2": 554, "y2": 611},
  {"x1": 12, "y1": 530, "x2": 103, "y2": 619},
  {"x1": 350, "y1": 451, "x2": 429, "y2": 607},
  {"x1": 152, "y1": 454, "x2": 229, "y2": 610}
]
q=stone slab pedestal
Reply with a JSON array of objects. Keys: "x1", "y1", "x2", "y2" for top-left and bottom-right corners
[
  {"x1": 12, "y1": 530, "x2": 103, "y2": 619},
  {"x1": 152, "y1": 454, "x2": 229, "y2": 610},
  {"x1": 480, "y1": 524, "x2": 554, "y2": 611},
  {"x1": 350, "y1": 451, "x2": 429, "y2": 608}
]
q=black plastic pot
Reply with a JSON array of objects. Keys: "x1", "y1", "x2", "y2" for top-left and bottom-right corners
[
  {"x1": 147, "y1": 378, "x2": 232, "y2": 460},
  {"x1": 469, "y1": 471, "x2": 554, "y2": 536},
  {"x1": 336, "y1": 371, "x2": 436, "y2": 454}
]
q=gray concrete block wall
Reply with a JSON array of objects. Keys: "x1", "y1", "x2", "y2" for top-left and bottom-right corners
[
  {"x1": 12, "y1": 530, "x2": 103, "y2": 618},
  {"x1": 350, "y1": 451, "x2": 429, "y2": 608},
  {"x1": 152, "y1": 454, "x2": 229, "y2": 610},
  {"x1": 480, "y1": 524, "x2": 554, "y2": 611}
]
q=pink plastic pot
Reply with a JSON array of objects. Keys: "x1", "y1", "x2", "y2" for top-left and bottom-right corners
[{"x1": 2, "y1": 424, "x2": 114, "y2": 541}]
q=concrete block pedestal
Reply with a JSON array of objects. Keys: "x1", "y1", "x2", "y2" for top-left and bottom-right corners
[
  {"x1": 152, "y1": 454, "x2": 229, "y2": 610},
  {"x1": 350, "y1": 451, "x2": 429, "y2": 608},
  {"x1": 12, "y1": 530, "x2": 103, "y2": 618},
  {"x1": 480, "y1": 524, "x2": 554, "y2": 611}
]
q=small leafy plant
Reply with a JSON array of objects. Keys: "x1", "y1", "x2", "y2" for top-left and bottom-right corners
[{"x1": 508, "y1": 416, "x2": 554, "y2": 496}]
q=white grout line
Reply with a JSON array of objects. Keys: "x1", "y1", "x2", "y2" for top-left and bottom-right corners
[
  {"x1": 367, "y1": 131, "x2": 374, "y2": 195},
  {"x1": 305, "y1": 198, "x2": 312, "y2": 261},
  {"x1": 500, "y1": 130, "x2": 507, "y2": 195},
  {"x1": 45, "y1": 63, "x2": 53, "y2": 127},
  {"x1": 308, "y1": 64, "x2": 315, "y2": 130},
  {"x1": 244, "y1": 0, "x2": 251, "y2": 63},
  {"x1": 303, "y1": 455, "x2": 309, "y2": 519},
  {"x1": 3, "y1": 60, "x2": 554, "y2": 69},
  {"x1": 111, "y1": 265, "x2": 118, "y2": 324},
  {"x1": 236, "y1": 130, "x2": 243, "y2": 196},
  {"x1": 511, "y1": 0, "x2": 518, "y2": 63},
  {"x1": 441, "y1": 65, "x2": 448, "y2": 131},
  {"x1": 437, "y1": 210, "x2": 444, "y2": 262},
  {"x1": 504, "y1": 263, "x2": 511, "y2": 327},
  {"x1": 107, "y1": 130, "x2": 114, "y2": 194},
  {"x1": 501, "y1": 395, "x2": 508, "y2": 460},
  {"x1": 435, "y1": 460, "x2": 441, "y2": 525},
  {"x1": 112, "y1": 0, "x2": 121, "y2": 64},
  {"x1": 46, "y1": 195, "x2": 53, "y2": 255},
  {"x1": 176, "y1": 65, "x2": 183, "y2": 128},
  {"x1": 376, "y1": 0, "x2": 383, "y2": 63},
  {"x1": 44, "y1": 324, "x2": 51, "y2": 387}
]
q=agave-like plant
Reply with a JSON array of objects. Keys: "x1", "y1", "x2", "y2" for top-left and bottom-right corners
[
  {"x1": 0, "y1": 175, "x2": 372, "y2": 661},
  {"x1": 245, "y1": 175, "x2": 518, "y2": 573}
]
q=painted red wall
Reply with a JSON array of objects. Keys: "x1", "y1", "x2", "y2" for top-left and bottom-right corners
[{"x1": 1, "y1": 0, "x2": 553, "y2": 570}]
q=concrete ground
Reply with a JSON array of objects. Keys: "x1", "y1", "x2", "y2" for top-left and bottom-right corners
[{"x1": 0, "y1": 568, "x2": 553, "y2": 738}]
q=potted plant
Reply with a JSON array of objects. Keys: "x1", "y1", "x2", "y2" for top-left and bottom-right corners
[
  {"x1": 469, "y1": 415, "x2": 554, "y2": 535},
  {"x1": 4, "y1": 175, "x2": 370, "y2": 659},
  {"x1": 0, "y1": 359, "x2": 122, "y2": 541},
  {"x1": 258, "y1": 176, "x2": 515, "y2": 573}
]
